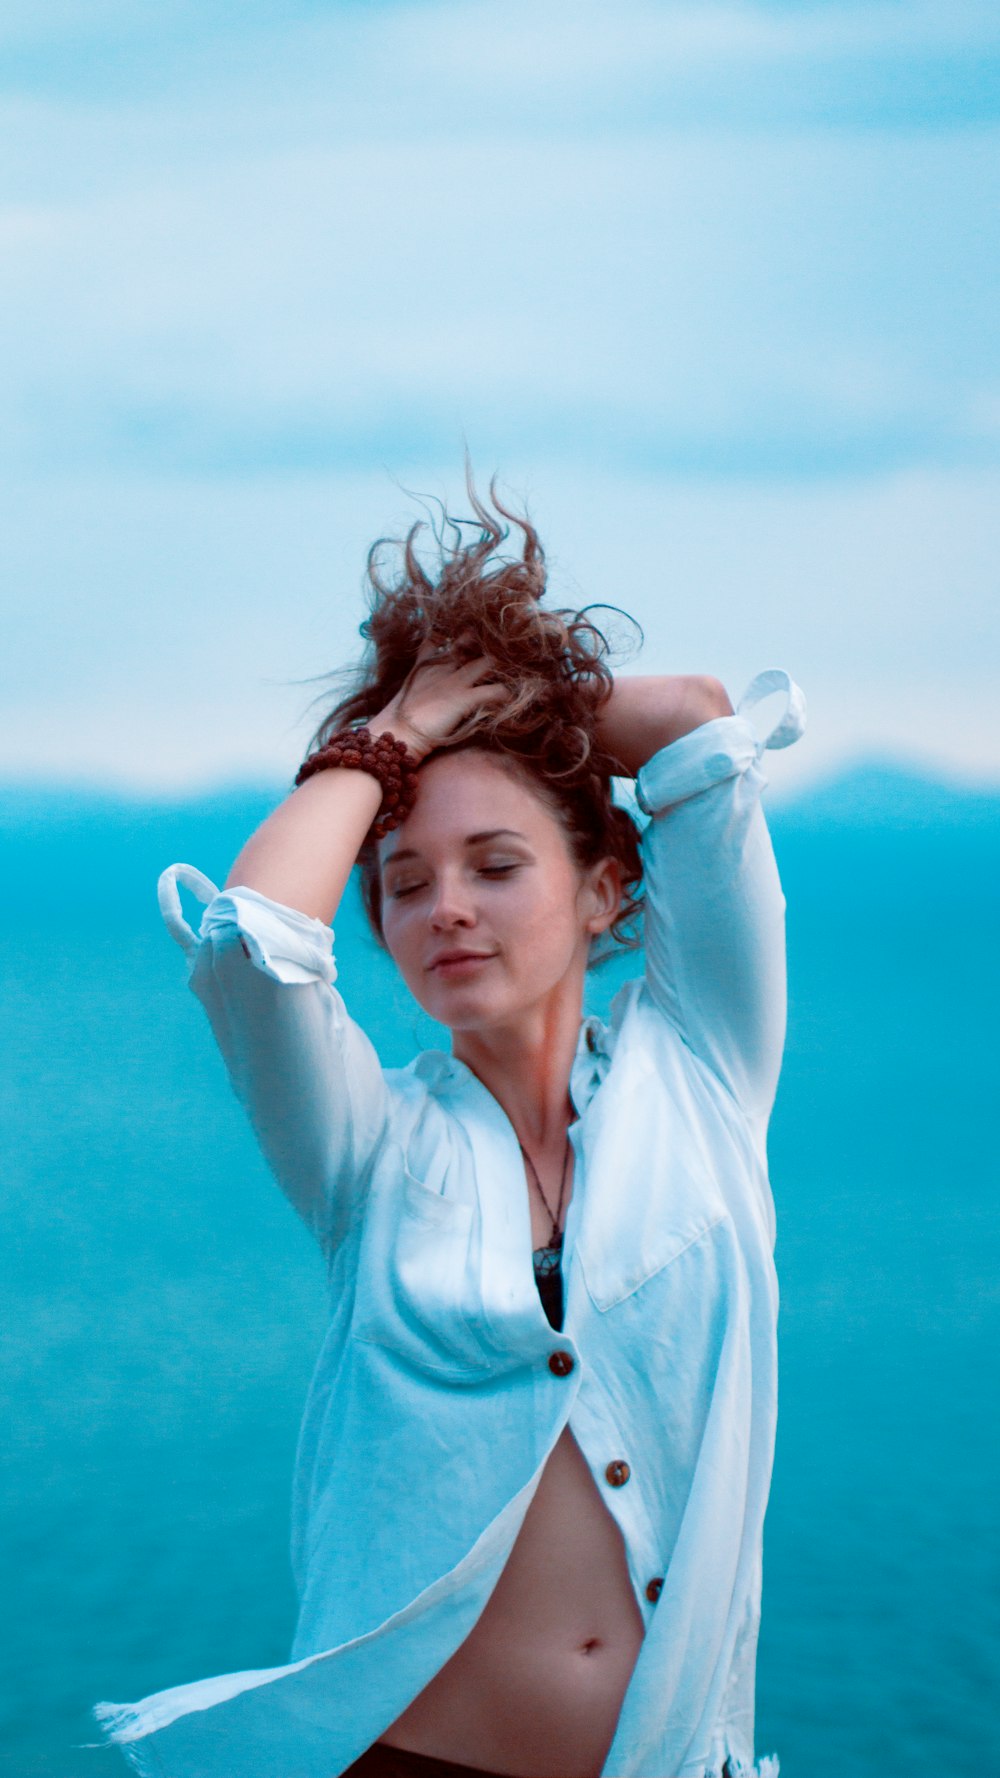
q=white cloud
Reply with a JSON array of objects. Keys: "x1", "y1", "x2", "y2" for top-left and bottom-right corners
[
  {"x1": 2, "y1": 0, "x2": 998, "y2": 80},
  {"x1": 2, "y1": 129, "x2": 997, "y2": 476},
  {"x1": 1, "y1": 461, "x2": 996, "y2": 792},
  {"x1": 3, "y1": 0, "x2": 999, "y2": 215},
  {"x1": 962, "y1": 384, "x2": 1000, "y2": 439},
  {"x1": 0, "y1": 0, "x2": 997, "y2": 791},
  {"x1": 358, "y1": 0, "x2": 1000, "y2": 87}
]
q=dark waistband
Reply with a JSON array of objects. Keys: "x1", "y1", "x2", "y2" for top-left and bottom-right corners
[{"x1": 343, "y1": 1740, "x2": 517, "y2": 1778}]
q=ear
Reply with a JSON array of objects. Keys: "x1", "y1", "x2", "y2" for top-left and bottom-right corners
[{"x1": 581, "y1": 856, "x2": 623, "y2": 936}]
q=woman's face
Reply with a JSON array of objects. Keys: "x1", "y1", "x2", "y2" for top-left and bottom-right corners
[{"x1": 378, "y1": 750, "x2": 620, "y2": 1036}]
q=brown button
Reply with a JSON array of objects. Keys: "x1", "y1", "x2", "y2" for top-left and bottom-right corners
[
  {"x1": 605, "y1": 1460, "x2": 631, "y2": 1487},
  {"x1": 645, "y1": 1576, "x2": 664, "y2": 1603},
  {"x1": 548, "y1": 1350, "x2": 575, "y2": 1377}
]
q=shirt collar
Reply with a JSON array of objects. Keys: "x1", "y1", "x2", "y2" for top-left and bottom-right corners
[{"x1": 412, "y1": 1014, "x2": 608, "y2": 1122}]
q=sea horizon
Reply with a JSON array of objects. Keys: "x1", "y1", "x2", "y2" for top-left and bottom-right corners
[{"x1": 2, "y1": 764, "x2": 997, "y2": 1775}]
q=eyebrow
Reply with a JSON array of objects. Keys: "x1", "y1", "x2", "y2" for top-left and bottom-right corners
[{"x1": 384, "y1": 829, "x2": 529, "y2": 867}]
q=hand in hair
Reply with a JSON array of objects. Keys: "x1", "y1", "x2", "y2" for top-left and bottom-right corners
[
  {"x1": 230, "y1": 469, "x2": 643, "y2": 935},
  {"x1": 222, "y1": 646, "x2": 513, "y2": 924},
  {"x1": 369, "y1": 645, "x2": 509, "y2": 765}
]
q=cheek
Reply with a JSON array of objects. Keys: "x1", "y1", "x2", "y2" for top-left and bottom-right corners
[
  {"x1": 380, "y1": 903, "x2": 420, "y2": 973},
  {"x1": 499, "y1": 880, "x2": 582, "y2": 973}
]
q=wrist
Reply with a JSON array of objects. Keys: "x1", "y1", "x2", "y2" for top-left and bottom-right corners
[
  {"x1": 294, "y1": 723, "x2": 420, "y2": 837},
  {"x1": 367, "y1": 711, "x2": 428, "y2": 764}
]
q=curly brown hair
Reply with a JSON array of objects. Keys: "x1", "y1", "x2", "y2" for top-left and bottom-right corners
[{"x1": 305, "y1": 469, "x2": 645, "y2": 960}]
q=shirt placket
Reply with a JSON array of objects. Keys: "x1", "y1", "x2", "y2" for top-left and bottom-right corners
[{"x1": 567, "y1": 1366, "x2": 667, "y2": 1626}]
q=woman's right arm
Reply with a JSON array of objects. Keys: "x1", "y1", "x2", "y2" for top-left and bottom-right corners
[
  {"x1": 173, "y1": 876, "x2": 389, "y2": 1258},
  {"x1": 223, "y1": 650, "x2": 505, "y2": 919},
  {"x1": 161, "y1": 655, "x2": 506, "y2": 1259},
  {"x1": 222, "y1": 765, "x2": 383, "y2": 925}
]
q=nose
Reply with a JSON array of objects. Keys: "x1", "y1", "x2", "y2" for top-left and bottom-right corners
[{"x1": 428, "y1": 869, "x2": 476, "y2": 931}]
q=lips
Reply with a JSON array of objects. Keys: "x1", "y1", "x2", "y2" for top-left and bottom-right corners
[{"x1": 428, "y1": 949, "x2": 496, "y2": 972}]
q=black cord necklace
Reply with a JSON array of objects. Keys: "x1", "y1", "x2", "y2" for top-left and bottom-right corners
[{"x1": 519, "y1": 1134, "x2": 571, "y2": 1251}]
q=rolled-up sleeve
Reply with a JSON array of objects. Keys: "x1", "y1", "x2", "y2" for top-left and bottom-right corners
[
  {"x1": 635, "y1": 668, "x2": 806, "y2": 1126},
  {"x1": 157, "y1": 866, "x2": 391, "y2": 1257}
]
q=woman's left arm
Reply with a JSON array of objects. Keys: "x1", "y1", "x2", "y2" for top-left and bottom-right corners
[
  {"x1": 595, "y1": 674, "x2": 734, "y2": 774},
  {"x1": 597, "y1": 669, "x2": 807, "y2": 1129}
]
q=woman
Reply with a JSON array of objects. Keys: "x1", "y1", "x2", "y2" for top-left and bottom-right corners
[{"x1": 94, "y1": 478, "x2": 805, "y2": 1778}]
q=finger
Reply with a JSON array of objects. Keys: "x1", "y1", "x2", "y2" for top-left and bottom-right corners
[
  {"x1": 411, "y1": 645, "x2": 449, "y2": 674},
  {"x1": 455, "y1": 681, "x2": 510, "y2": 715},
  {"x1": 454, "y1": 655, "x2": 503, "y2": 684},
  {"x1": 414, "y1": 638, "x2": 436, "y2": 661},
  {"x1": 412, "y1": 653, "x2": 499, "y2": 690},
  {"x1": 411, "y1": 644, "x2": 476, "y2": 676}
]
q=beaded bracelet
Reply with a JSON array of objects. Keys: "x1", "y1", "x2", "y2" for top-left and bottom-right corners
[{"x1": 294, "y1": 726, "x2": 420, "y2": 839}]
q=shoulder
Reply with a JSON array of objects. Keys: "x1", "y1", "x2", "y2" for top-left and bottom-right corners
[
  {"x1": 598, "y1": 979, "x2": 757, "y2": 1122},
  {"x1": 380, "y1": 1048, "x2": 461, "y2": 1144},
  {"x1": 586, "y1": 978, "x2": 683, "y2": 1089}
]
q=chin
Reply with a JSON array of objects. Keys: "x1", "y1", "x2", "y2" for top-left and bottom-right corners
[
  {"x1": 415, "y1": 978, "x2": 501, "y2": 1022},
  {"x1": 428, "y1": 993, "x2": 503, "y2": 1030}
]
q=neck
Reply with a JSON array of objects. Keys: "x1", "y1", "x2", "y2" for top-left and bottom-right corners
[{"x1": 451, "y1": 967, "x2": 585, "y2": 1150}]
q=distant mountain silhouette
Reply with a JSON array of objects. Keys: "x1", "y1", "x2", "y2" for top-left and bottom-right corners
[
  {"x1": 0, "y1": 778, "x2": 286, "y2": 838},
  {"x1": 0, "y1": 780, "x2": 288, "y2": 921},
  {"x1": 2, "y1": 757, "x2": 996, "y2": 838},
  {"x1": 768, "y1": 756, "x2": 999, "y2": 833},
  {"x1": 1, "y1": 760, "x2": 996, "y2": 921}
]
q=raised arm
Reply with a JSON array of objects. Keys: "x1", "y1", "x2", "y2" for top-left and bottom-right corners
[
  {"x1": 159, "y1": 653, "x2": 509, "y2": 1256},
  {"x1": 598, "y1": 669, "x2": 807, "y2": 1129},
  {"x1": 595, "y1": 673, "x2": 735, "y2": 774},
  {"x1": 223, "y1": 651, "x2": 507, "y2": 919}
]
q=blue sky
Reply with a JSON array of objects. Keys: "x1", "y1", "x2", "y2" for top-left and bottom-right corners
[{"x1": 3, "y1": 0, "x2": 998, "y2": 792}]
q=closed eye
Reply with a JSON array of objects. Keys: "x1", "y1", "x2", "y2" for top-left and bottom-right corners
[{"x1": 387, "y1": 862, "x2": 522, "y2": 898}]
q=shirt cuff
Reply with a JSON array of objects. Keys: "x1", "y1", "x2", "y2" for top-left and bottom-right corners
[
  {"x1": 634, "y1": 668, "x2": 806, "y2": 815},
  {"x1": 157, "y1": 864, "x2": 337, "y2": 986}
]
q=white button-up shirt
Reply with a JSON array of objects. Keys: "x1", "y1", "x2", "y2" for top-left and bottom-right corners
[{"x1": 93, "y1": 669, "x2": 806, "y2": 1778}]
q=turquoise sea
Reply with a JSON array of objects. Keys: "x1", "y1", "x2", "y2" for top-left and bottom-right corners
[{"x1": 1, "y1": 766, "x2": 997, "y2": 1776}]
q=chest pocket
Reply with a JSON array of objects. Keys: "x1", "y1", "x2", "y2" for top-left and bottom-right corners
[
  {"x1": 577, "y1": 1202, "x2": 729, "y2": 1312},
  {"x1": 350, "y1": 1146, "x2": 498, "y2": 1382}
]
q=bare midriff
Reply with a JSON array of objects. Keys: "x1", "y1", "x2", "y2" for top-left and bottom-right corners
[{"x1": 379, "y1": 1423, "x2": 646, "y2": 1778}]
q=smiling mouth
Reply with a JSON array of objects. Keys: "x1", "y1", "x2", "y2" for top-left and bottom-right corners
[{"x1": 429, "y1": 953, "x2": 496, "y2": 974}]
